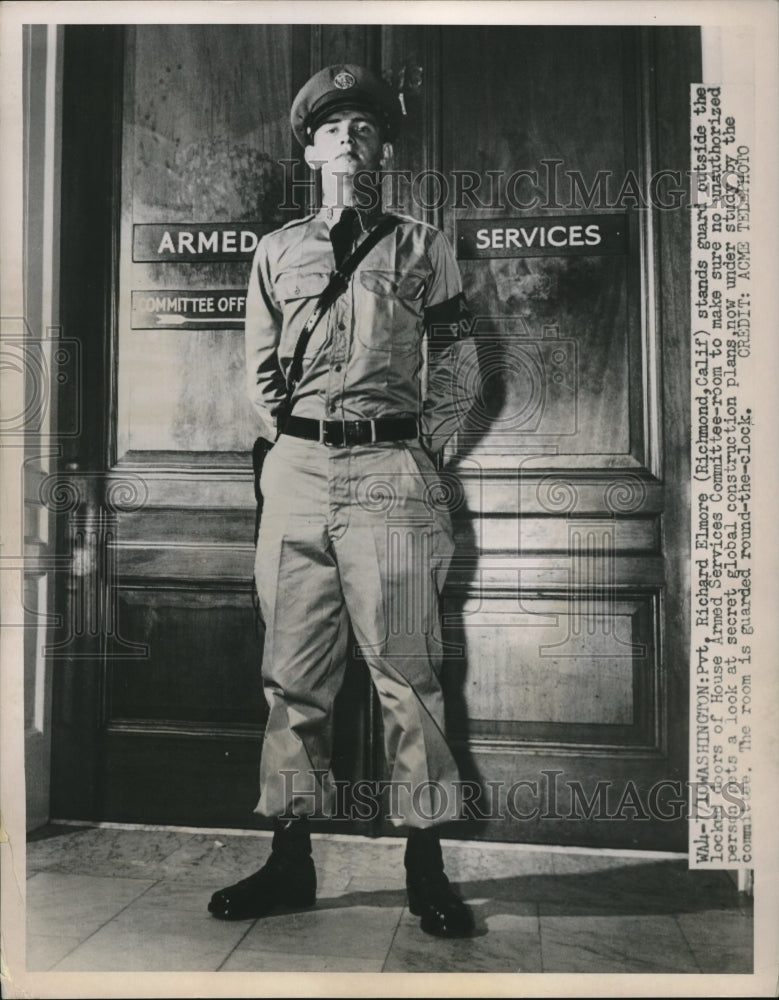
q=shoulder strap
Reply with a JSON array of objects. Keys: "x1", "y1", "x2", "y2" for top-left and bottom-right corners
[{"x1": 285, "y1": 214, "x2": 402, "y2": 399}]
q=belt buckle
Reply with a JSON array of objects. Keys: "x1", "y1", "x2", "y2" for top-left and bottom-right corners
[
  {"x1": 322, "y1": 419, "x2": 377, "y2": 447},
  {"x1": 346, "y1": 420, "x2": 377, "y2": 446},
  {"x1": 343, "y1": 422, "x2": 360, "y2": 447},
  {"x1": 321, "y1": 421, "x2": 344, "y2": 447}
]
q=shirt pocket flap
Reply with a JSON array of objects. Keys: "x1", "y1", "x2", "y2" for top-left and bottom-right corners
[
  {"x1": 274, "y1": 271, "x2": 330, "y2": 302},
  {"x1": 359, "y1": 269, "x2": 426, "y2": 300}
]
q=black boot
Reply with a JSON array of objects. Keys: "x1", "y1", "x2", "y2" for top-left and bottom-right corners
[
  {"x1": 208, "y1": 817, "x2": 316, "y2": 920},
  {"x1": 404, "y1": 828, "x2": 474, "y2": 937}
]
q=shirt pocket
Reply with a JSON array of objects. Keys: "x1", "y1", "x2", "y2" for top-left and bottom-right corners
[
  {"x1": 359, "y1": 268, "x2": 426, "y2": 300},
  {"x1": 274, "y1": 271, "x2": 331, "y2": 360},
  {"x1": 357, "y1": 269, "x2": 427, "y2": 353},
  {"x1": 274, "y1": 271, "x2": 330, "y2": 303}
]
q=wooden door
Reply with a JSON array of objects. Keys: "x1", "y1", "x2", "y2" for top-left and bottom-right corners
[
  {"x1": 50, "y1": 24, "x2": 382, "y2": 832},
  {"x1": 382, "y1": 25, "x2": 698, "y2": 849},
  {"x1": 50, "y1": 24, "x2": 698, "y2": 850}
]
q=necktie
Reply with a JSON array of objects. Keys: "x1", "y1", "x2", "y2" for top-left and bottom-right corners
[{"x1": 330, "y1": 207, "x2": 358, "y2": 271}]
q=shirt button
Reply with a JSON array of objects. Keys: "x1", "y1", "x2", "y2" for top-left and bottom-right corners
[
  {"x1": 338, "y1": 322, "x2": 346, "y2": 330},
  {"x1": 334, "y1": 363, "x2": 342, "y2": 372},
  {"x1": 329, "y1": 402, "x2": 336, "y2": 413}
]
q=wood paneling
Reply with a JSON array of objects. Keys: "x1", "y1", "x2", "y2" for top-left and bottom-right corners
[
  {"x1": 315, "y1": 24, "x2": 381, "y2": 71},
  {"x1": 50, "y1": 26, "x2": 697, "y2": 852},
  {"x1": 408, "y1": 25, "x2": 696, "y2": 849},
  {"x1": 441, "y1": 593, "x2": 660, "y2": 745},
  {"x1": 457, "y1": 515, "x2": 660, "y2": 554},
  {"x1": 108, "y1": 588, "x2": 265, "y2": 724},
  {"x1": 380, "y1": 25, "x2": 441, "y2": 225},
  {"x1": 102, "y1": 728, "x2": 264, "y2": 826},
  {"x1": 115, "y1": 508, "x2": 659, "y2": 554},
  {"x1": 90, "y1": 24, "x2": 380, "y2": 833},
  {"x1": 101, "y1": 606, "x2": 372, "y2": 829},
  {"x1": 118, "y1": 24, "x2": 300, "y2": 459},
  {"x1": 107, "y1": 462, "x2": 665, "y2": 513},
  {"x1": 129, "y1": 25, "x2": 294, "y2": 223},
  {"x1": 441, "y1": 26, "x2": 641, "y2": 466}
]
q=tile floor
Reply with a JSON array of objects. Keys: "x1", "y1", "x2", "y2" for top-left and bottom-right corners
[{"x1": 25, "y1": 823, "x2": 753, "y2": 974}]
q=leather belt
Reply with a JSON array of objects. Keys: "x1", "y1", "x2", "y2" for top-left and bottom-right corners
[{"x1": 283, "y1": 415, "x2": 419, "y2": 448}]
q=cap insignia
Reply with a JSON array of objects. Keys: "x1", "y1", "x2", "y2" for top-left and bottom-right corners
[{"x1": 333, "y1": 70, "x2": 356, "y2": 90}]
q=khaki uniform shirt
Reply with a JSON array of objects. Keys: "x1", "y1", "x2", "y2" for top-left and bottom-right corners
[{"x1": 245, "y1": 207, "x2": 473, "y2": 452}]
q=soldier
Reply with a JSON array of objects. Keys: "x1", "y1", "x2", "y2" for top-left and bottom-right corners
[{"x1": 208, "y1": 64, "x2": 477, "y2": 938}]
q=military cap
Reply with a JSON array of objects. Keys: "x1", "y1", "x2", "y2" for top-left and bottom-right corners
[{"x1": 290, "y1": 64, "x2": 403, "y2": 147}]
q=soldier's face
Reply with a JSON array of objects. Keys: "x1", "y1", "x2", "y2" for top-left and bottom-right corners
[{"x1": 305, "y1": 109, "x2": 390, "y2": 177}]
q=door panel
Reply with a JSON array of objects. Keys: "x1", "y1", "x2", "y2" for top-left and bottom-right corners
[
  {"x1": 109, "y1": 588, "x2": 264, "y2": 725},
  {"x1": 369, "y1": 25, "x2": 695, "y2": 848},
  {"x1": 50, "y1": 24, "x2": 698, "y2": 850},
  {"x1": 444, "y1": 595, "x2": 658, "y2": 733},
  {"x1": 446, "y1": 34, "x2": 636, "y2": 464},
  {"x1": 118, "y1": 23, "x2": 296, "y2": 458},
  {"x1": 444, "y1": 28, "x2": 641, "y2": 468},
  {"x1": 426, "y1": 26, "x2": 695, "y2": 848}
]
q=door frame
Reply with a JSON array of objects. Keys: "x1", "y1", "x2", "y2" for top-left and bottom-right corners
[{"x1": 49, "y1": 25, "x2": 125, "y2": 820}]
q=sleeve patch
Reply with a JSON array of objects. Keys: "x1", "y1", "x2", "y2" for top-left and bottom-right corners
[{"x1": 424, "y1": 293, "x2": 472, "y2": 350}]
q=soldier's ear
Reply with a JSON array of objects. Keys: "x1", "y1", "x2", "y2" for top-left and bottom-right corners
[
  {"x1": 304, "y1": 144, "x2": 323, "y2": 170},
  {"x1": 380, "y1": 141, "x2": 393, "y2": 168}
]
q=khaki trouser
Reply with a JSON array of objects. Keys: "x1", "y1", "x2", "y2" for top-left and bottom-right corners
[{"x1": 253, "y1": 432, "x2": 461, "y2": 828}]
